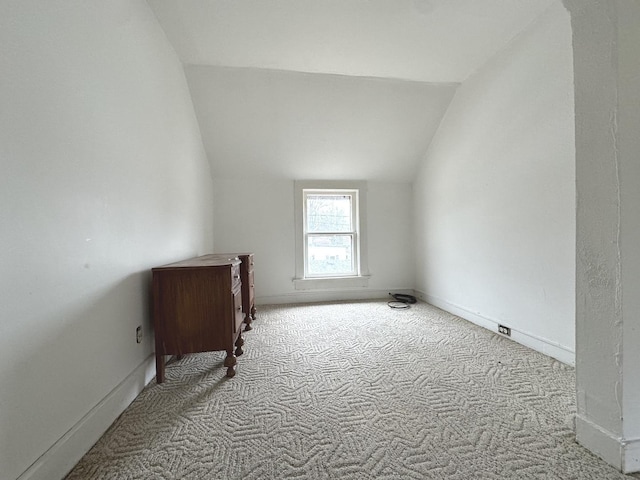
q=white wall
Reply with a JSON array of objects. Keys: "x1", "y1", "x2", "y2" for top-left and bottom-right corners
[
  {"x1": 195, "y1": 67, "x2": 424, "y2": 303},
  {"x1": 566, "y1": 0, "x2": 640, "y2": 471},
  {"x1": 618, "y1": 0, "x2": 640, "y2": 454},
  {"x1": 213, "y1": 178, "x2": 415, "y2": 303},
  {"x1": 0, "y1": 2, "x2": 213, "y2": 479},
  {"x1": 413, "y1": 3, "x2": 575, "y2": 364}
]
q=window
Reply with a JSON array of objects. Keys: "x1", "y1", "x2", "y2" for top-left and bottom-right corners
[
  {"x1": 304, "y1": 190, "x2": 358, "y2": 277},
  {"x1": 294, "y1": 181, "x2": 369, "y2": 290}
]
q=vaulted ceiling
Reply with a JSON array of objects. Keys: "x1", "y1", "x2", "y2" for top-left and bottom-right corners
[{"x1": 147, "y1": 0, "x2": 556, "y2": 181}]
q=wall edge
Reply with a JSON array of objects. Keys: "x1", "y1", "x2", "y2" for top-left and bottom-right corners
[{"x1": 416, "y1": 290, "x2": 575, "y2": 366}]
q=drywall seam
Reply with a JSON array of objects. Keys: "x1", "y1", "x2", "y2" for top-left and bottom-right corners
[
  {"x1": 184, "y1": 64, "x2": 463, "y2": 88},
  {"x1": 609, "y1": 0, "x2": 624, "y2": 422}
]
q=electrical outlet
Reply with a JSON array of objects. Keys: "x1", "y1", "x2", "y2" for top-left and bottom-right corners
[
  {"x1": 498, "y1": 325, "x2": 511, "y2": 336},
  {"x1": 136, "y1": 326, "x2": 142, "y2": 343}
]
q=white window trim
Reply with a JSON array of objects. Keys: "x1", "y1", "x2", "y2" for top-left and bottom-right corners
[
  {"x1": 294, "y1": 180, "x2": 370, "y2": 290},
  {"x1": 303, "y1": 188, "x2": 359, "y2": 278}
]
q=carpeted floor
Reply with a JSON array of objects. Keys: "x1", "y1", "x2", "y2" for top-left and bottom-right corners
[{"x1": 66, "y1": 301, "x2": 638, "y2": 479}]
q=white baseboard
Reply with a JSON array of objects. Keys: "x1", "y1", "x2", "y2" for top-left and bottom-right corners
[
  {"x1": 623, "y1": 437, "x2": 640, "y2": 473},
  {"x1": 575, "y1": 415, "x2": 621, "y2": 470},
  {"x1": 257, "y1": 288, "x2": 414, "y2": 306},
  {"x1": 18, "y1": 354, "x2": 156, "y2": 480},
  {"x1": 416, "y1": 290, "x2": 575, "y2": 366},
  {"x1": 576, "y1": 411, "x2": 640, "y2": 473}
]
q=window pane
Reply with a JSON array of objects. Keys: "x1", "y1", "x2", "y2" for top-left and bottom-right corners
[
  {"x1": 307, "y1": 234, "x2": 354, "y2": 275},
  {"x1": 306, "y1": 195, "x2": 352, "y2": 232}
]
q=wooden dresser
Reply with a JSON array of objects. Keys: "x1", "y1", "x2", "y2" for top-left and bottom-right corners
[
  {"x1": 210, "y1": 253, "x2": 256, "y2": 330},
  {"x1": 152, "y1": 255, "x2": 245, "y2": 382}
]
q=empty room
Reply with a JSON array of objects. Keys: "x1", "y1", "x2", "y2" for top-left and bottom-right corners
[{"x1": 2, "y1": 1, "x2": 639, "y2": 479}]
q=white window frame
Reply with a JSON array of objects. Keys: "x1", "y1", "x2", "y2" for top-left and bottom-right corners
[
  {"x1": 303, "y1": 188, "x2": 359, "y2": 278},
  {"x1": 294, "y1": 180, "x2": 370, "y2": 290}
]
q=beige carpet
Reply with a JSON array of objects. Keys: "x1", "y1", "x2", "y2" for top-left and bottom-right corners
[{"x1": 66, "y1": 301, "x2": 637, "y2": 479}]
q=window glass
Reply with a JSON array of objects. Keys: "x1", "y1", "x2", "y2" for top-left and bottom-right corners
[
  {"x1": 306, "y1": 195, "x2": 353, "y2": 233},
  {"x1": 307, "y1": 234, "x2": 354, "y2": 275}
]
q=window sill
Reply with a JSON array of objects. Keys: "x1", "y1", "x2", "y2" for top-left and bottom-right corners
[{"x1": 293, "y1": 275, "x2": 370, "y2": 290}]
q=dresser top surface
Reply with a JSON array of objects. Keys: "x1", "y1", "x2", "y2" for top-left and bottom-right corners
[{"x1": 153, "y1": 255, "x2": 241, "y2": 270}]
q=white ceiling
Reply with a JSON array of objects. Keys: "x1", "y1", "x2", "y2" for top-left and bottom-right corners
[
  {"x1": 147, "y1": 0, "x2": 555, "y2": 181},
  {"x1": 148, "y1": 0, "x2": 554, "y2": 83},
  {"x1": 186, "y1": 66, "x2": 457, "y2": 181}
]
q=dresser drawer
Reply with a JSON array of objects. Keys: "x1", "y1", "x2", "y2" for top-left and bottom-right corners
[
  {"x1": 247, "y1": 270, "x2": 255, "y2": 302},
  {"x1": 231, "y1": 264, "x2": 241, "y2": 289},
  {"x1": 233, "y1": 289, "x2": 244, "y2": 333}
]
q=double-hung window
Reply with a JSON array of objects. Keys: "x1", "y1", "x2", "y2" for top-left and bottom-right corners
[
  {"x1": 294, "y1": 181, "x2": 369, "y2": 290},
  {"x1": 304, "y1": 190, "x2": 359, "y2": 277}
]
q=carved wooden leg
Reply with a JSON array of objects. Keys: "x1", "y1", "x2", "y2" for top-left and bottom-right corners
[
  {"x1": 244, "y1": 313, "x2": 252, "y2": 332},
  {"x1": 224, "y1": 350, "x2": 237, "y2": 378},
  {"x1": 235, "y1": 334, "x2": 244, "y2": 356},
  {"x1": 156, "y1": 354, "x2": 165, "y2": 384},
  {"x1": 251, "y1": 305, "x2": 257, "y2": 320}
]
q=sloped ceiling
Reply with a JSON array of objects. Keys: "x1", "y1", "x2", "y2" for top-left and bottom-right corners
[
  {"x1": 186, "y1": 66, "x2": 458, "y2": 181},
  {"x1": 147, "y1": 0, "x2": 555, "y2": 181}
]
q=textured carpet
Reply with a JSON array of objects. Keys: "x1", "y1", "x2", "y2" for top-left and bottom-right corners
[{"x1": 66, "y1": 301, "x2": 637, "y2": 479}]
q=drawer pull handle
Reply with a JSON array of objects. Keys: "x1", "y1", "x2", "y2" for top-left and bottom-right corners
[{"x1": 234, "y1": 275, "x2": 240, "y2": 279}]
